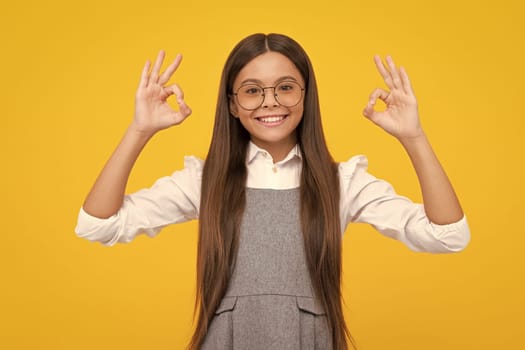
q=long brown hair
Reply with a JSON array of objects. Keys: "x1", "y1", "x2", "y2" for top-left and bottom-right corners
[{"x1": 189, "y1": 33, "x2": 355, "y2": 349}]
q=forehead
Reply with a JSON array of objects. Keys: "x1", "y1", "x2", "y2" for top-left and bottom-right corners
[{"x1": 234, "y1": 51, "x2": 304, "y2": 86}]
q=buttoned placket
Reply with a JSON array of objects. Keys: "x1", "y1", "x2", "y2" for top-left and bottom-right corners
[{"x1": 261, "y1": 151, "x2": 279, "y2": 173}]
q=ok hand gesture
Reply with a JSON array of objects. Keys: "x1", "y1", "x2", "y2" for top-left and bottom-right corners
[
  {"x1": 133, "y1": 50, "x2": 192, "y2": 136},
  {"x1": 363, "y1": 56, "x2": 423, "y2": 141}
]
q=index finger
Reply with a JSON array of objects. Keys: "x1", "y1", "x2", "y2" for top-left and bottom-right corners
[
  {"x1": 158, "y1": 54, "x2": 183, "y2": 86},
  {"x1": 373, "y1": 55, "x2": 394, "y2": 90},
  {"x1": 399, "y1": 66, "x2": 414, "y2": 95}
]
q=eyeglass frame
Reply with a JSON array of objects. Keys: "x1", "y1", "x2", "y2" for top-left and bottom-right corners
[{"x1": 231, "y1": 81, "x2": 305, "y2": 111}]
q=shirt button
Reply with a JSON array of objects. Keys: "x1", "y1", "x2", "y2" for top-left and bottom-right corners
[{"x1": 272, "y1": 166, "x2": 278, "y2": 173}]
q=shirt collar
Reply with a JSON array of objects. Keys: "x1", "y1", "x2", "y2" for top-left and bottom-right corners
[{"x1": 246, "y1": 141, "x2": 302, "y2": 164}]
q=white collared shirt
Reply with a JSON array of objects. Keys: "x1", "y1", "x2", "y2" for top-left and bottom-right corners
[
  {"x1": 245, "y1": 143, "x2": 303, "y2": 189},
  {"x1": 75, "y1": 142, "x2": 470, "y2": 253}
]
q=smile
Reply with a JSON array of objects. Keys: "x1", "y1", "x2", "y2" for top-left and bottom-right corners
[{"x1": 255, "y1": 115, "x2": 288, "y2": 125}]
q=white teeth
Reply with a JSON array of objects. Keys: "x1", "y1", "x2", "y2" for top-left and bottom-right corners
[{"x1": 258, "y1": 116, "x2": 285, "y2": 123}]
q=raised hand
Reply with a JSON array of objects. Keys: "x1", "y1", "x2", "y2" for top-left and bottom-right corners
[
  {"x1": 362, "y1": 55, "x2": 423, "y2": 141},
  {"x1": 133, "y1": 50, "x2": 192, "y2": 136}
]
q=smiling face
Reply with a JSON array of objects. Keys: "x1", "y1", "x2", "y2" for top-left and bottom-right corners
[{"x1": 230, "y1": 51, "x2": 305, "y2": 161}]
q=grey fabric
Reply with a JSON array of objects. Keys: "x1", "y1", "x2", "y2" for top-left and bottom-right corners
[{"x1": 201, "y1": 188, "x2": 331, "y2": 349}]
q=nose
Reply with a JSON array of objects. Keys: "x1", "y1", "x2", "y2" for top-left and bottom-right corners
[{"x1": 261, "y1": 87, "x2": 279, "y2": 108}]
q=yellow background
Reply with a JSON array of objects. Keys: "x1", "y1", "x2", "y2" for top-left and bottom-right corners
[{"x1": 2, "y1": 0, "x2": 524, "y2": 349}]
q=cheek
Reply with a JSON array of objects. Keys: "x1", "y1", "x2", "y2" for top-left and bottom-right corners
[
  {"x1": 292, "y1": 104, "x2": 304, "y2": 118},
  {"x1": 237, "y1": 110, "x2": 256, "y2": 125}
]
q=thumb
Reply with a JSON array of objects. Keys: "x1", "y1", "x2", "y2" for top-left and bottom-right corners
[
  {"x1": 165, "y1": 83, "x2": 192, "y2": 120},
  {"x1": 362, "y1": 100, "x2": 376, "y2": 119},
  {"x1": 363, "y1": 87, "x2": 390, "y2": 120}
]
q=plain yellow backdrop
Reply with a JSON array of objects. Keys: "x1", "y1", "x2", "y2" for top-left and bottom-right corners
[{"x1": 2, "y1": 0, "x2": 524, "y2": 349}]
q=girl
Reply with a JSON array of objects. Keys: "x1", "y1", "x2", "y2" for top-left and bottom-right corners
[{"x1": 76, "y1": 33, "x2": 470, "y2": 349}]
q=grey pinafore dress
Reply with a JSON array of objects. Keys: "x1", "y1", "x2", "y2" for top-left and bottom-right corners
[{"x1": 201, "y1": 188, "x2": 332, "y2": 349}]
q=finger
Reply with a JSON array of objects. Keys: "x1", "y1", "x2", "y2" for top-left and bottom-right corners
[
  {"x1": 158, "y1": 54, "x2": 183, "y2": 86},
  {"x1": 362, "y1": 103, "x2": 375, "y2": 119},
  {"x1": 178, "y1": 99, "x2": 192, "y2": 118},
  {"x1": 166, "y1": 83, "x2": 192, "y2": 117},
  {"x1": 139, "y1": 60, "x2": 151, "y2": 89},
  {"x1": 167, "y1": 83, "x2": 185, "y2": 102},
  {"x1": 149, "y1": 50, "x2": 166, "y2": 85},
  {"x1": 363, "y1": 101, "x2": 382, "y2": 121},
  {"x1": 363, "y1": 88, "x2": 389, "y2": 119},
  {"x1": 399, "y1": 66, "x2": 414, "y2": 95},
  {"x1": 368, "y1": 87, "x2": 390, "y2": 105},
  {"x1": 374, "y1": 55, "x2": 394, "y2": 90},
  {"x1": 363, "y1": 104, "x2": 378, "y2": 119},
  {"x1": 385, "y1": 55, "x2": 402, "y2": 90}
]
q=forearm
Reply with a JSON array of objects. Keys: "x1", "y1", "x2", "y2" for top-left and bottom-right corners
[
  {"x1": 83, "y1": 126, "x2": 153, "y2": 218},
  {"x1": 399, "y1": 132, "x2": 464, "y2": 225}
]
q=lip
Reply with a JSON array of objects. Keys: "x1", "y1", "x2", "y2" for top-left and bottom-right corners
[{"x1": 255, "y1": 114, "x2": 288, "y2": 127}]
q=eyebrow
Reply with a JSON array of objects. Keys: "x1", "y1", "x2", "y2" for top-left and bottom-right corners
[{"x1": 239, "y1": 75, "x2": 300, "y2": 86}]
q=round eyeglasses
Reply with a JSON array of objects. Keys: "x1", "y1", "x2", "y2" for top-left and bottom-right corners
[{"x1": 233, "y1": 81, "x2": 305, "y2": 111}]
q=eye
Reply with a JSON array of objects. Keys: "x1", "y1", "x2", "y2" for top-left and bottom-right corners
[
  {"x1": 277, "y1": 82, "x2": 297, "y2": 92},
  {"x1": 242, "y1": 85, "x2": 263, "y2": 95}
]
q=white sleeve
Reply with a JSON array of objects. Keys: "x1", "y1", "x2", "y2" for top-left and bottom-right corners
[
  {"x1": 75, "y1": 156, "x2": 203, "y2": 246},
  {"x1": 339, "y1": 155, "x2": 470, "y2": 253}
]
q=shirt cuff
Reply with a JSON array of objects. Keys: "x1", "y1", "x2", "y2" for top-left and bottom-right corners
[
  {"x1": 428, "y1": 215, "x2": 471, "y2": 252},
  {"x1": 74, "y1": 207, "x2": 121, "y2": 246}
]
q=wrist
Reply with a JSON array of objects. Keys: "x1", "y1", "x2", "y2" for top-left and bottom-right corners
[
  {"x1": 128, "y1": 122, "x2": 157, "y2": 140},
  {"x1": 397, "y1": 128, "x2": 426, "y2": 147},
  {"x1": 398, "y1": 131, "x2": 434, "y2": 161},
  {"x1": 126, "y1": 123, "x2": 156, "y2": 145}
]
